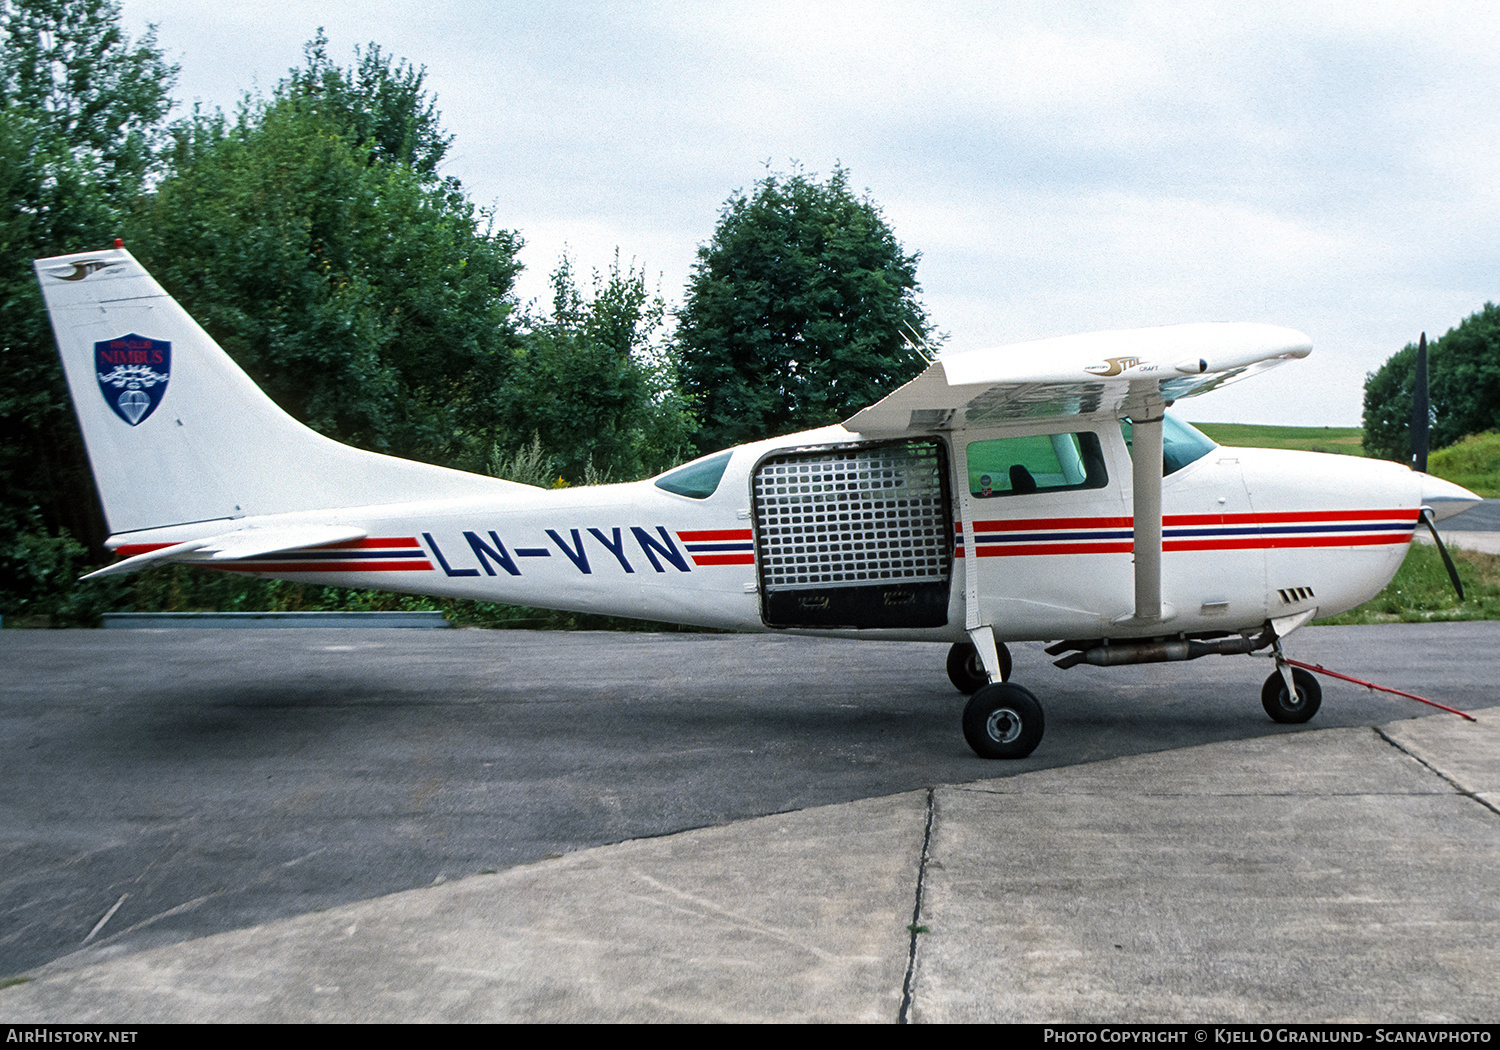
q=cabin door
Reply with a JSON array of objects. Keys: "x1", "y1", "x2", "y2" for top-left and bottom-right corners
[
  {"x1": 752, "y1": 439, "x2": 954, "y2": 629},
  {"x1": 953, "y1": 425, "x2": 1135, "y2": 639}
]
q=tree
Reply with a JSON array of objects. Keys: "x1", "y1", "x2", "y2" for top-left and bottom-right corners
[
  {"x1": 0, "y1": 0, "x2": 176, "y2": 621},
  {"x1": 129, "y1": 41, "x2": 522, "y2": 470},
  {"x1": 278, "y1": 31, "x2": 451, "y2": 178},
  {"x1": 675, "y1": 166, "x2": 932, "y2": 452},
  {"x1": 500, "y1": 253, "x2": 695, "y2": 484},
  {"x1": 0, "y1": 0, "x2": 175, "y2": 191},
  {"x1": 1363, "y1": 304, "x2": 1500, "y2": 462}
]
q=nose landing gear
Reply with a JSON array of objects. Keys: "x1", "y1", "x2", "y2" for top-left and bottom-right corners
[{"x1": 1261, "y1": 666, "x2": 1323, "y2": 723}]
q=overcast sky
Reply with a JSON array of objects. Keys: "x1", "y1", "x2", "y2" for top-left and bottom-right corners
[{"x1": 118, "y1": 0, "x2": 1500, "y2": 426}]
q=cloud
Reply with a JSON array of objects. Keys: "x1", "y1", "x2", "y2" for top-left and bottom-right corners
[{"x1": 121, "y1": 0, "x2": 1500, "y2": 424}]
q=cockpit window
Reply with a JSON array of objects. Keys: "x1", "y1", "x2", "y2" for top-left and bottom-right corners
[
  {"x1": 654, "y1": 450, "x2": 733, "y2": 499},
  {"x1": 966, "y1": 432, "x2": 1109, "y2": 497},
  {"x1": 1120, "y1": 413, "x2": 1218, "y2": 475}
]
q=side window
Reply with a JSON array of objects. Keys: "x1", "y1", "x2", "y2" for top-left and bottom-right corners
[
  {"x1": 966, "y1": 432, "x2": 1108, "y2": 498},
  {"x1": 654, "y1": 450, "x2": 733, "y2": 499}
]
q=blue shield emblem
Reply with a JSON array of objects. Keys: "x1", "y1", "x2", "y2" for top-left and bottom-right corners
[{"x1": 95, "y1": 334, "x2": 171, "y2": 426}]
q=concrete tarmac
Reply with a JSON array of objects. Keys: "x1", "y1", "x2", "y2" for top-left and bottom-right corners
[
  {"x1": 1422, "y1": 497, "x2": 1500, "y2": 553},
  {"x1": 1442, "y1": 499, "x2": 1500, "y2": 532},
  {"x1": 3, "y1": 702, "x2": 1495, "y2": 1022},
  {"x1": 7, "y1": 623, "x2": 1500, "y2": 984}
]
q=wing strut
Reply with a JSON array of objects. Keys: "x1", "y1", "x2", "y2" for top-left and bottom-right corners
[
  {"x1": 1123, "y1": 380, "x2": 1167, "y2": 625},
  {"x1": 1131, "y1": 411, "x2": 1164, "y2": 623}
]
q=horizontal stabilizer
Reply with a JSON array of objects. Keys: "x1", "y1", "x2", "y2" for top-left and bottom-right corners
[
  {"x1": 845, "y1": 322, "x2": 1312, "y2": 434},
  {"x1": 84, "y1": 525, "x2": 369, "y2": 579}
]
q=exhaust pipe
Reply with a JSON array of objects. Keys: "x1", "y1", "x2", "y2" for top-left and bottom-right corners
[{"x1": 1050, "y1": 628, "x2": 1272, "y2": 669}]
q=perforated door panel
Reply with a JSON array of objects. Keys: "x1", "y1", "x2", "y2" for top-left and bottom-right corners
[{"x1": 752, "y1": 440, "x2": 953, "y2": 628}]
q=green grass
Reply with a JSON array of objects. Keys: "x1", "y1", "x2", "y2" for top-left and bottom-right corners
[
  {"x1": 1189, "y1": 422, "x2": 1367, "y2": 457},
  {"x1": 1427, "y1": 431, "x2": 1500, "y2": 497},
  {"x1": 1191, "y1": 421, "x2": 1500, "y2": 497},
  {"x1": 1315, "y1": 543, "x2": 1500, "y2": 625}
]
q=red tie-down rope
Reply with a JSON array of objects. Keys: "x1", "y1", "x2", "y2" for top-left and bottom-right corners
[{"x1": 1283, "y1": 658, "x2": 1477, "y2": 722}]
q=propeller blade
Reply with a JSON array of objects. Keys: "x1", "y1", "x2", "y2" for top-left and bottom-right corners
[
  {"x1": 1421, "y1": 507, "x2": 1464, "y2": 601},
  {"x1": 1410, "y1": 332, "x2": 1429, "y2": 473}
]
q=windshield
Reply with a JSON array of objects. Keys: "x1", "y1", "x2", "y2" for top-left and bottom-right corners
[{"x1": 1120, "y1": 414, "x2": 1218, "y2": 475}]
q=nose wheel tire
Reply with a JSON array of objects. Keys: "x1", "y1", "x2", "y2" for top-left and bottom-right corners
[
  {"x1": 962, "y1": 682, "x2": 1044, "y2": 759},
  {"x1": 1261, "y1": 667, "x2": 1322, "y2": 724},
  {"x1": 947, "y1": 640, "x2": 1012, "y2": 694}
]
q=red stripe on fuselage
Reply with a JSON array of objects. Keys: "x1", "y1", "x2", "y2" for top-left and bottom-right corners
[
  {"x1": 1164, "y1": 509, "x2": 1418, "y2": 526},
  {"x1": 319, "y1": 536, "x2": 421, "y2": 548},
  {"x1": 956, "y1": 510, "x2": 1415, "y2": 557},
  {"x1": 962, "y1": 511, "x2": 1416, "y2": 534},
  {"x1": 113, "y1": 543, "x2": 174, "y2": 557},
  {"x1": 975, "y1": 542, "x2": 1134, "y2": 557},
  {"x1": 1165, "y1": 533, "x2": 1411, "y2": 552},
  {"x1": 112, "y1": 536, "x2": 421, "y2": 560},
  {"x1": 971, "y1": 516, "x2": 1133, "y2": 532},
  {"x1": 210, "y1": 560, "x2": 434, "y2": 573}
]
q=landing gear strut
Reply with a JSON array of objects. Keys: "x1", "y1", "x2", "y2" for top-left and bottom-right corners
[
  {"x1": 946, "y1": 640, "x2": 1011, "y2": 694},
  {"x1": 1264, "y1": 629, "x2": 1321, "y2": 724}
]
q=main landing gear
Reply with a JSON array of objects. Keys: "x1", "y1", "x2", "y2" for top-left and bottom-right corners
[
  {"x1": 946, "y1": 640, "x2": 1011, "y2": 693},
  {"x1": 946, "y1": 623, "x2": 1329, "y2": 760},
  {"x1": 947, "y1": 641, "x2": 1040, "y2": 759},
  {"x1": 962, "y1": 682, "x2": 1044, "y2": 759}
]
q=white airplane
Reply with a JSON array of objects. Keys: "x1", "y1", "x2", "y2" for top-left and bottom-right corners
[{"x1": 36, "y1": 247, "x2": 1482, "y2": 759}]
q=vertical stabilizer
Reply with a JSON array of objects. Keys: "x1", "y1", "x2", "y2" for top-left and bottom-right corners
[{"x1": 35, "y1": 248, "x2": 521, "y2": 536}]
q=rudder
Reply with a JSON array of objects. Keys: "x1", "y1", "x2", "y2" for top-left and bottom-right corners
[{"x1": 35, "y1": 247, "x2": 521, "y2": 536}]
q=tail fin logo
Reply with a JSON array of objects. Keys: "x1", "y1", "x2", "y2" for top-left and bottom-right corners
[{"x1": 95, "y1": 334, "x2": 171, "y2": 426}]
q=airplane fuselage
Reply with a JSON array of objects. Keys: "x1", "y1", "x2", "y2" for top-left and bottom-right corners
[{"x1": 107, "y1": 419, "x2": 1427, "y2": 643}]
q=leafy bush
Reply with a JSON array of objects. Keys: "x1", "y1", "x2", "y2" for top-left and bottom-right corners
[{"x1": 1427, "y1": 431, "x2": 1500, "y2": 497}]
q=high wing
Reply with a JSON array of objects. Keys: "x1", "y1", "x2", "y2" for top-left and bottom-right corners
[
  {"x1": 844, "y1": 323, "x2": 1313, "y2": 633},
  {"x1": 844, "y1": 322, "x2": 1312, "y2": 434}
]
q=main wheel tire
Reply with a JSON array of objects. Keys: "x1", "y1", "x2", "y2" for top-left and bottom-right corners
[
  {"x1": 947, "y1": 641, "x2": 1012, "y2": 694},
  {"x1": 962, "y1": 682, "x2": 1044, "y2": 759},
  {"x1": 1261, "y1": 667, "x2": 1322, "y2": 724}
]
